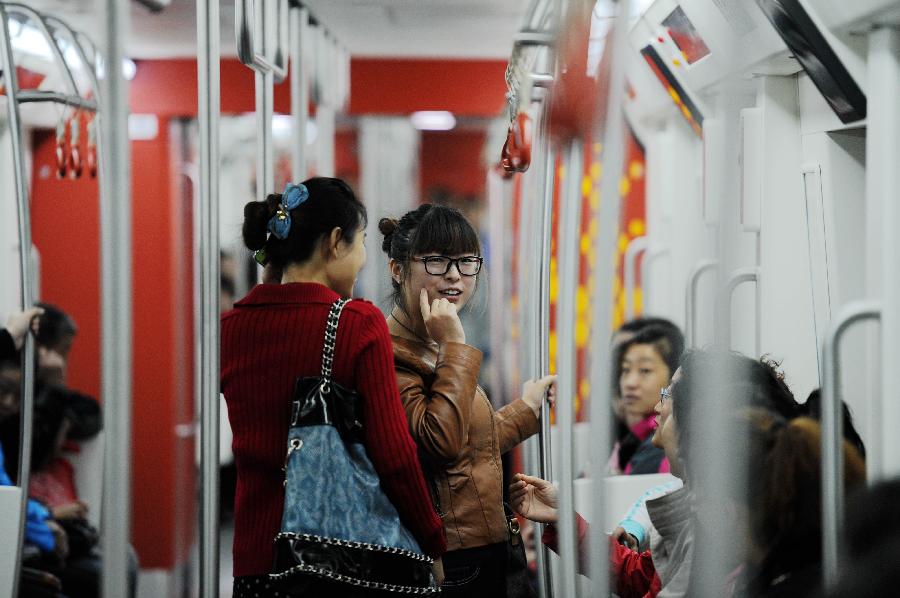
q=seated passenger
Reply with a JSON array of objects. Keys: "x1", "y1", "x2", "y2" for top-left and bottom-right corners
[
  {"x1": 608, "y1": 317, "x2": 683, "y2": 475},
  {"x1": 825, "y1": 478, "x2": 900, "y2": 597},
  {"x1": 511, "y1": 350, "x2": 827, "y2": 597},
  {"x1": 0, "y1": 357, "x2": 67, "y2": 590},
  {"x1": 614, "y1": 323, "x2": 684, "y2": 475}
]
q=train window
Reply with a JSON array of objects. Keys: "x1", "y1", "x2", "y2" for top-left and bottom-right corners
[
  {"x1": 4, "y1": 8, "x2": 71, "y2": 96},
  {"x1": 662, "y1": 6, "x2": 710, "y2": 65}
]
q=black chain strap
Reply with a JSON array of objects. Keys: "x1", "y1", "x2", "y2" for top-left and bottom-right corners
[{"x1": 319, "y1": 298, "x2": 350, "y2": 394}]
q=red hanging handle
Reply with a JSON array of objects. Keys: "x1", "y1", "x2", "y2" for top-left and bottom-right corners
[
  {"x1": 86, "y1": 116, "x2": 98, "y2": 178},
  {"x1": 68, "y1": 115, "x2": 83, "y2": 179},
  {"x1": 55, "y1": 119, "x2": 67, "y2": 179},
  {"x1": 501, "y1": 112, "x2": 534, "y2": 174}
]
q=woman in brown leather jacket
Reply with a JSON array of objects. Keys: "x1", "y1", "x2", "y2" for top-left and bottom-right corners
[{"x1": 379, "y1": 205, "x2": 555, "y2": 597}]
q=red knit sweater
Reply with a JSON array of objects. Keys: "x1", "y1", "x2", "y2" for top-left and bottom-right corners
[{"x1": 221, "y1": 282, "x2": 446, "y2": 577}]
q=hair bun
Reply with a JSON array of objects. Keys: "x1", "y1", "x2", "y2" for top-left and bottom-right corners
[
  {"x1": 378, "y1": 218, "x2": 398, "y2": 254},
  {"x1": 242, "y1": 200, "x2": 271, "y2": 251}
]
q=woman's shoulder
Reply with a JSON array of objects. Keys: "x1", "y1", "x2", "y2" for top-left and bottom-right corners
[{"x1": 342, "y1": 297, "x2": 387, "y2": 324}]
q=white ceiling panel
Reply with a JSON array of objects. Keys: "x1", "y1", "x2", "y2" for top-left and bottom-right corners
[{"x1": 19, "y1": 0, "x2": 528, "y2": 59}]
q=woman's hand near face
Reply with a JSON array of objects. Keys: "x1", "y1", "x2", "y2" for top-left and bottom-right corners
[
  {"x1": 522, "y1": 375, "x2": 556, "y2": 418},
  {"x1": 419, "y1": 288, "x2": 466, "y2": 345}
]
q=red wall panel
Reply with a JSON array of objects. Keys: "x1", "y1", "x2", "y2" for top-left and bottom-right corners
[
  {"x1": 420, "y1": 130, "x2": 487, "y2": 200},
  {"x1": 30, "y1": 121, "x2": 195, "y2": 569},
  {"x1": 29, "y1": 130, "x2": 101, "y2": 400},
  {"x1": 129, "y1": 58, "x2": 507, "y2": 118}
]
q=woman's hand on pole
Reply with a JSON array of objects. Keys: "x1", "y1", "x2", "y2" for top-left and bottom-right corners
[
  {"x1": 5, "y1": 306, "x2": 43, "y2": 350},
  {"x1": 419, "y1": 288, "x2": 466, "y2": 345},
  {"x1": 522, "y1": 374, "x2": 556, "y2": 417},
  {"x1": 509, "y1": 473, "x2": 560, "y2": 523}
]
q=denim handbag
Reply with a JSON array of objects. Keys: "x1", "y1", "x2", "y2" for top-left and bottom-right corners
[{"x1": 270, "y1": 298, "x2": 438, "y2": 594}]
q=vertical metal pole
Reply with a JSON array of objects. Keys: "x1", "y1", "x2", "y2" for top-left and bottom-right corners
[
  {"x1": 556, "y1": 140, "x2": 582, "y2": 598},
  {"x1": 487, "y1": 169, "x2": 507, "y2": 409},
  {"x1": 100, "y1": 0, "x2": 133, "y2": 595},
  {"x1": 587, "y1": 1, "x2": 629, "y2": 593},
  {"x1": 536, "y1": 113, "x2": 556, "y2": 598},
  {"x1": 197, "y1": 0, "x2": 221, "y2": 596},
  {"x1": 0, "y1": 10, "x2": 37, "y2": 598},
  {"x1": 254, "y1": 0, "x2": 274, "y2": 200},
  {"x1": 290, "y1": 5, "x2": 309, "y2": 182},
  {"x1": 870, "y1": 26, "x2": 900, "y2": 482},
  {"x1": 820, "y1": 302, "x2": 880, "y2": 589}
]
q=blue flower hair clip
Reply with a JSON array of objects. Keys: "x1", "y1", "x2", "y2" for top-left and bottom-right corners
[{"x1": 267, "y1": 182, "x2": 310, "y2": 240}]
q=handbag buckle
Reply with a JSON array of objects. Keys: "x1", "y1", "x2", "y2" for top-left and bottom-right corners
[{"x1": 507, "y1": 515, "x2": 521, "y2": 546}]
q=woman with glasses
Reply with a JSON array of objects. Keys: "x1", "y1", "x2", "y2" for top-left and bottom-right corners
[{"x1": 379, "y1": 204, "x2": 555, "y2": 597}]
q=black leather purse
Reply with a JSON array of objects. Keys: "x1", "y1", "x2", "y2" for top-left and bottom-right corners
[{"x1": 504, "y1": 503, "x2": 538, "y2": 598}]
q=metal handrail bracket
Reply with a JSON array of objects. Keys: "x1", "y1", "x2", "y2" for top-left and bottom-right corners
[
  {"x1": 820, "y1": 301, "x2": 880, "y2": 589},
  {"x1": 235, "y1": 0, "x2": 288, "y2": 82},
  {"x1": 684, "y1": 259, "x2": 718, "y2": 347},
  {"x1": 718, "y1": 267, "x2": 759, "y2": 351},
  {"x1": 623, "y1": 235, "x2": 649, "y2": 321},
  {"x1": 642, "y1": 245, "x2": 668, "y2": 315}
]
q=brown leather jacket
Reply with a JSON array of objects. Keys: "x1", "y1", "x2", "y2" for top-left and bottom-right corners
[{"x1": 392, "y1": 336, "x2": 540, "y2": 552}]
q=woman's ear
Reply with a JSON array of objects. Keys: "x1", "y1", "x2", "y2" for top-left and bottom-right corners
[
  {"x1": 326, "y1": 227, "x2": 344, "y2": 258},
  {"x1": 389, "y1": 258, "x2": 403, "y2": 285}
]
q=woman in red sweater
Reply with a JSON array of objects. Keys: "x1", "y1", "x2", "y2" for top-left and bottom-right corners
[{"x1": 221, "y1": 178, "x2": 446, "y2": 597}]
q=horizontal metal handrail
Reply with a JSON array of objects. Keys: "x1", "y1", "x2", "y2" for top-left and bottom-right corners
[
  {"x1": 16, "y1": 90, "x2": 98, "y2": 110},
  {"x1": 235, "y1": 0, "x2": 288, "y2": 82}
]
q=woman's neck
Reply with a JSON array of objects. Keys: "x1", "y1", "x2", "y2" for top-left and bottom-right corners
[
  {"x1": 388, "y1": 307, "x2": 434, "y2": 346},
  {"x1": 281, "y1": 262, "x2": 332, "y2": 288}
]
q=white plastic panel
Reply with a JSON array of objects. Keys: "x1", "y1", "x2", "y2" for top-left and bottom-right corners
[
  {"x1": 756, "y1": 75, "x2": 820, "y2": 398},
  {"x1": 0, "y1": 486, "x2": 23, "y2": 598},
  {"x1": 740, "y1": 106, "x2": 763, "y2": 232}
]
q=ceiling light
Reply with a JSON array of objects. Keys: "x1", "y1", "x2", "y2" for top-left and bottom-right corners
[
  {"x1": 122, "y1": 59, "x2": 137, "y2": 81},
  {"x1": 410, "y1": 111, "x2": 456, "y2": 131}
]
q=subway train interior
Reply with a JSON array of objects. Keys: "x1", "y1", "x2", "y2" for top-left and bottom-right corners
[{"x1": 1, "y1": 0, "x2": 899, "y2": 596}]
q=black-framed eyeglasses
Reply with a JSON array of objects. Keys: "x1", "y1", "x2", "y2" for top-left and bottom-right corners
[
  {"x1": 659, "y1": 386, "x2": 672, "y2": 405},
  {"x1": 418, "y1": 255, "x2": 484, "y2": 276}
]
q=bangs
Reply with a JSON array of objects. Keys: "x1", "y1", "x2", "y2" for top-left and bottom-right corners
[{"x1": 409, "y1": 206, "x2": 481, "y2": 257}]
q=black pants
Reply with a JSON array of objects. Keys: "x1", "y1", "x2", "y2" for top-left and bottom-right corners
[{"x1": 440, "y1": 542, "x2": 508, "y2": 598}]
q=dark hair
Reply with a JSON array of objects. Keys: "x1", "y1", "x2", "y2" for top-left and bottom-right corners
[
  {"x1": 242, "y1": 177, "x2": 366, "y2": 269},
  {"x1": 615, "y1": 323, "x2": 684, "y2": 384},
  {"x1": 740, "y1": 411, "x2": 865, "y2": 593},
  {"x1": 824, "y1": 479, "x2": 900, "y2": 597},
  {"x1": 800, "y1": 389, "x2": 867, "y2": 460},
  {"x1": 671, "y1": 350, "x2": 801, "y2": 476},
  {"x1": 617, "y1": 316, "x2": 681, "y2": 337},
  {"x1": 35, "y1": 303, "x2": 76, "y2": 350},
  {"x1": 379, "y1": 204, "x2": 482, "y2": 312}
]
